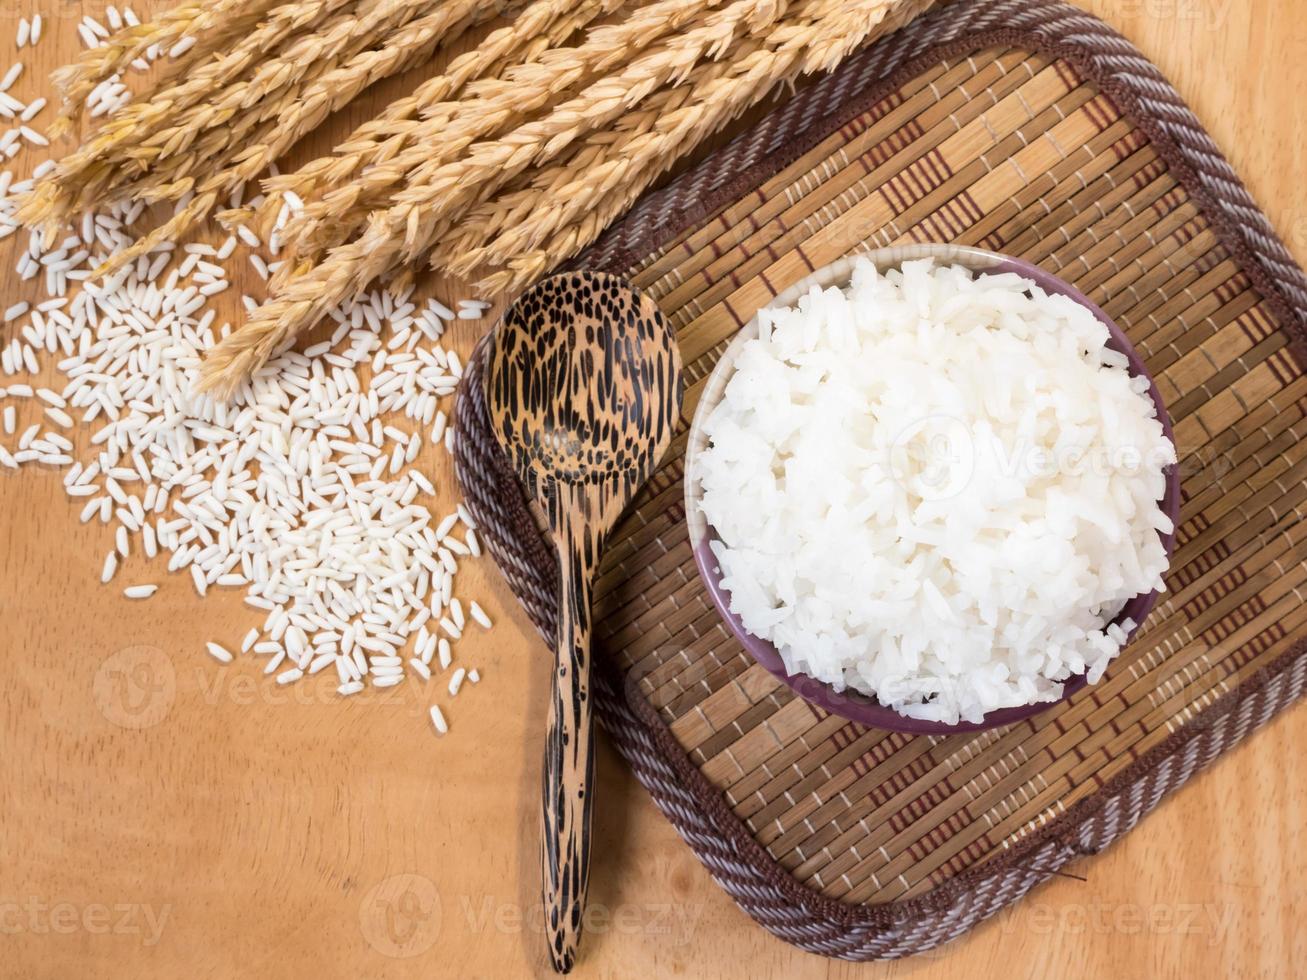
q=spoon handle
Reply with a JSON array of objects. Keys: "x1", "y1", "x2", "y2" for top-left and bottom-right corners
[{"x1": 542, "y1": 502, "x2": 597, "y2": 974}]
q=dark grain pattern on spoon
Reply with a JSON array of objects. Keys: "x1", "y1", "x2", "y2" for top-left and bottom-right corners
[{"x1": 485, "y1": 272, "x2": 681, "y2": 973}]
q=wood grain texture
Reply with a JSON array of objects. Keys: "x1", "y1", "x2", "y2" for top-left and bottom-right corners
[
  {"x1": 487, "y1": 272, "x2": 681, "y2": 971},
  {"x1": 0, "y1": 3, "x2": 1303, "y2": 979}
]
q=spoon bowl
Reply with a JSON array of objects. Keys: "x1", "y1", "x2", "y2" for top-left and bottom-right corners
[{"x1": 486, "y1": 271, "x2": 682, "y2": 973}]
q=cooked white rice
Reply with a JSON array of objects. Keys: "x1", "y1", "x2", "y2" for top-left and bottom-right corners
[{"x1": 695, "y1": 258, "x2": 1176, "y2": 724}]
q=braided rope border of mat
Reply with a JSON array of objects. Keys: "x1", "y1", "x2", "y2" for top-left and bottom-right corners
[{"x1": 453, "y1": 0, "x2": 1307, "y2": 960}]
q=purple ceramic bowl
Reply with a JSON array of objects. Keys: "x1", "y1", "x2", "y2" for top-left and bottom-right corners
[{"x1": 684, "y1": 244, "x2": 1181, "y2": 735}]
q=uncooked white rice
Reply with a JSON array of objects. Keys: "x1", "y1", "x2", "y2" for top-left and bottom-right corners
[
  {"x1": 429, "y1": 704, "x2": 448, "y2": 734},
  {"x1": 448, "y1": 666, "x2": 466, "y2": 696},
  {"x1": 0, "y1": 30, "x2": 497, "y2": 742},
  {"x1": 206, "y1": 641, "x2": 233, "y2": 663},
  {"x1": 695, "y1": 258, "x2": 1175, "y2": 724}
]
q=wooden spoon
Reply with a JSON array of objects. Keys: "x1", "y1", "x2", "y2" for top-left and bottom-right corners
[{"x1": 485, "y1": 271, "x2": 682, "y2": 973}]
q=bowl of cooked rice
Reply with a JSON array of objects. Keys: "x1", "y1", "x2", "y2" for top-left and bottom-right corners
[{"x1": 685, "y1": 243, "x2": 1180, "y2": 734}]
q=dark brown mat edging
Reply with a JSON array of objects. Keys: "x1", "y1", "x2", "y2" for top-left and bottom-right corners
[{"x1": 455, "y1": 0, "x2": 1307, "y2": 960}]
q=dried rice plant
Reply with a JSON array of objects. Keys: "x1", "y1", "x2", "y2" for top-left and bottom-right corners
[
  {"x1": 457, "y1": 0, "x2": 938, "y2": 292},
  {"x1": 25, "y1": 0, "x2": 498, "y2": 263},
  {"x1": 27, "y1": 0, "x2": 459, "y2": 228},
  {"x1": 247, "y1": 0, "x2": 795, "y2": 322},
  {"x1": 198, "y1": 0, "x2": 911, "y2": 395},
  {"x1": 49, "y1": 0, "x2": 285, "y2": 135},
  {"x1": 54, "y1": 0, "x2": 355, "y2": 153},
  {"x1": 29, "y1": 0, "x2": 933, "y2": 397},
  {"x1": 271, "y1": 0, "x2": 735, "y2": 261},
  {"x1": 38, "y1": 1, "x2": 360, "y2": 217},
  {"x1": 263, "y1": 0, "x2": 626, "y2": 217}
]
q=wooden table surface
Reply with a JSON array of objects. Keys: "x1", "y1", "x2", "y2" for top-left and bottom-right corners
[{"x1": 2, "y1": 2, "x2": 1303, "y2": 977}]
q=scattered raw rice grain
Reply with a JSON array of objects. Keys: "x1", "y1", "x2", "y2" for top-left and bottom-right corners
[
  {"x1": 206, "y1": 641, "x2": 233, "y2": 663},
  {"x1": 429, "y1": 704, "x2": 448, "y2": 735},
  {"x1": 0, "y1": 68, "x2": 502, "y2": 733},
  {"x1": 0, "y1": 63, "x2": 22, "y2": 91},
  {"x1": 123, "y1": 583, "x2": 157, "y2": 599},
  {"x1": 448, "y1": 667, "x2": 466, "y2": 696}
]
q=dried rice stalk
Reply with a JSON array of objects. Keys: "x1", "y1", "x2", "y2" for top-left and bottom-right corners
[
  {"x1": 460, "y1": 0, "x2": 937, "y2": 291},
  {"x1": 275, "y1": 0, "x2": 781, "y2": 291},
  {"x1": 200, "y1": 0, "x2": 903, "y2": 395},
  {"x1": 264, "y1": 0, "x2": 624, "y2": 216},
  {"x1": 52, "y1": 0, "x2": 350, "y2": 148},
  {"x1": 49, "y1": 0, "x2": 284, "y2": 136},
  {"x1": 26, "y1": 0, "x2": 494, "y2": 260},
  {"x1": 28, "y1": 0, "x2": 361, "y2": 225},
  {"x1": 35, "y1": 0, "x2": 930, "y2": 397},
  {"x1": 100, "y1": 0, "x2": 493, "y2": 276},
  {"x1": 443, "y1": 113, "x2": 677, "y2": 292},
  {"x1": 125, "y1": 0, "x2": 447, "y2": 166},
  {"x1": 273, "y1": 0, "x2": 733, "y2": 260}
]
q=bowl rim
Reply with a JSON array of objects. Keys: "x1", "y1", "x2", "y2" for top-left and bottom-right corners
[{"x1": 683, "y1": 243, "x2": 1182, "y2": 735}]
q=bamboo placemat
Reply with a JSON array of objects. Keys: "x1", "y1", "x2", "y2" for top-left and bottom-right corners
[{"x1": 453, "y1": 0, "x2": 1307, "y2": 960}]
